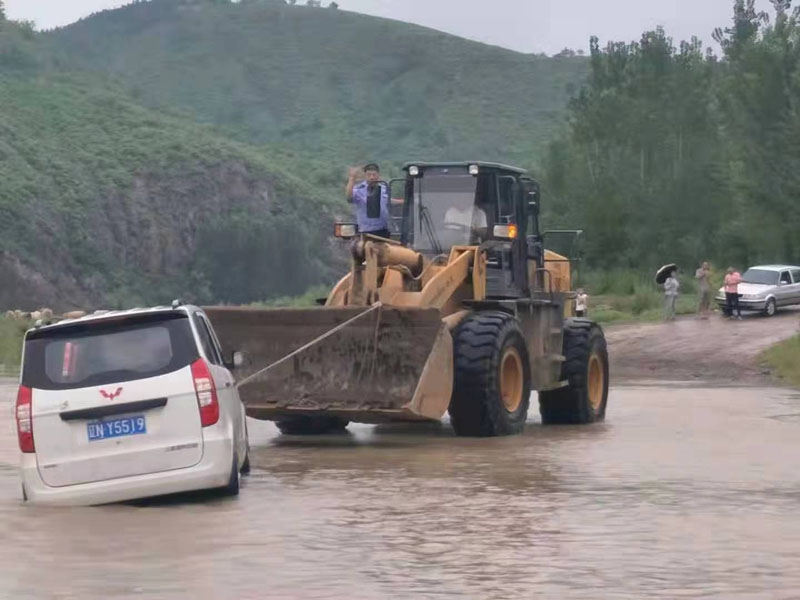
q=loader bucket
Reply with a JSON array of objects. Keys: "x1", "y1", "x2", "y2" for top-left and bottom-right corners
[{"x1": 203, "y1": 306, "x2": 454, "y2": 424}]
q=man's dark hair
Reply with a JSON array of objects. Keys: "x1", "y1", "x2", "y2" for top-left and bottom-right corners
[{"x1": 364, "y1": 163, "x2": 380, "y2": 173}]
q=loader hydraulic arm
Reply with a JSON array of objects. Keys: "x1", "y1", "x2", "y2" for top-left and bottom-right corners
[{"x1": 337, "y1": 235, "x2": 487, "y2": 315}]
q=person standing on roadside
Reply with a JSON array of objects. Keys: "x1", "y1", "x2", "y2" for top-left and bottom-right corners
[
  {"x1": 346, "y1": 163, "x2": 391, "y2": 239},
  {"x1": 575, "y1": 288, "x2": 589, "y2": 317},
  {"x1": 724, "y1": 267, "x2": 743, "y2": 320},
  {"x1": 695, "y1": 261, "x2": 712, "y2": 318},
  {"x1": 664, "y1": 268, "x2": 679, "y2": 321}
]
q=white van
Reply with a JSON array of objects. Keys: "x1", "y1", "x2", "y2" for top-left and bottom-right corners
[{"x1": 16, "y1": 303, "x2": 249, "y2": 506}]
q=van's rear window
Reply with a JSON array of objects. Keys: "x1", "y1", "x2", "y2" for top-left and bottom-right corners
[{"x1": 22, "y1": 313, "x2": 199, "y2": 390}]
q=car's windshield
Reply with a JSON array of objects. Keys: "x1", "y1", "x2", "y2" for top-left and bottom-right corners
[
  {"x1": 411, "y1": 170, "x2": 490, "y2": 255},
  {"x1": 741, "y1": 269, "x2": 779, "y2": 285},
  {"x1": 22, "y1": 313, "x2": 198, "y2": 390}
]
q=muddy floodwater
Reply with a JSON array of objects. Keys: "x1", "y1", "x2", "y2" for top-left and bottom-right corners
[{"x1": 1, "y1": 379, "x2": 800, "y2": 599}]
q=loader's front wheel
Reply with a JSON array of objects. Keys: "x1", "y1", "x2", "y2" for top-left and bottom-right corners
[
  {"x1": 449, "y1": 311, "x2": 531, "y2": 437},
  {"x1": 539, "y1": 320, "x2": 609, "y2": 424},
  {"x1": 275, "y1": 416, "x2": 350, "y2": 436}
]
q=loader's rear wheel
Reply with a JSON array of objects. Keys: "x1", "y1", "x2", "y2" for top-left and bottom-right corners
[
  {"x1": 275, "y1": 416, "x2": 350, "y2": 435},
  {"x1": 449, "y1": 311, "x2": 531, "y2": 437},
  {"x1": 539, "y1": 320, "x2": 609, "y2": 424}
]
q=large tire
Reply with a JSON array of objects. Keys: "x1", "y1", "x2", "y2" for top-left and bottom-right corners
[
  {"x1": 449, "y1": 311, "x2": 531, "y2": 437},
  {"x1": 539, "y1": 319, "x2": 609, "y2": 425},
  {"x1": 275, "y1": 415, "x2": 350, "y2": 435}
]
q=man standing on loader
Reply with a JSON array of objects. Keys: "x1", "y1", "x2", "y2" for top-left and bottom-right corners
[{"x1": 346, "y1": 163, "x2": 392, "y2": 239}]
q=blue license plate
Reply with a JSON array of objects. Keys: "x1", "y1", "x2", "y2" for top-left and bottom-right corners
[{"x1": 87, "y1": 416, "x2": 147, "y2": 441}]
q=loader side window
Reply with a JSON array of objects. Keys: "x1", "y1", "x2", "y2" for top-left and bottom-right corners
[{"x1": 497, "y1": 176, "x2": 516, "y2": 223}]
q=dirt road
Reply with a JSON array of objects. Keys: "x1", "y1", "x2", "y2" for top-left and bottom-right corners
[{"x1": 605, "y1": 307, "x2": 800, "y2": 384}]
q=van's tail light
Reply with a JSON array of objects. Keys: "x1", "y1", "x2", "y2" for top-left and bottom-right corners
[
  {"x1": 191, "y1": 359, "x2": 219, "y2": 427},
  {"x1": 16, "y1": 385, "x2": 34, "y2": 453}
]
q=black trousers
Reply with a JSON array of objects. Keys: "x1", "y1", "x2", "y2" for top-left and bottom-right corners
[{"x1": 725, "y1": 292, "x2": 741, "y2": 317}]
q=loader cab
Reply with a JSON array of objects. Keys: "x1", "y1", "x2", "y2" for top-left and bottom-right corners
[{"x1": 400, "y1": 162, "x2": 542, "y2": 298}]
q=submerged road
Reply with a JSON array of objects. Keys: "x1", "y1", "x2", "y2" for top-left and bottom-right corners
[{"x1": 1, "y1": 379, "x2": 799, "y2": 598}]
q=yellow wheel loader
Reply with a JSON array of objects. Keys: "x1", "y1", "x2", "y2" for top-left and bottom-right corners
[{"x1": 205, "y1": 162, "x2": 609, "y2": 437}]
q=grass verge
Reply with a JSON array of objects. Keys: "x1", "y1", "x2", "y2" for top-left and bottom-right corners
[
  {"x1": 760, "y1": 336, "x2": 800, "y2": 388},
  {"x1": 589, "y1": 294, "x2": 701, "y2": 324},
  {"x1": 0, "y1": 317, "x2": 28, "y2": 372}
]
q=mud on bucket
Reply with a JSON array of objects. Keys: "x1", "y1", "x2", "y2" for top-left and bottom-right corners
[{"x1": 204, "y1": 305, "x2": 454, "y2": 424}]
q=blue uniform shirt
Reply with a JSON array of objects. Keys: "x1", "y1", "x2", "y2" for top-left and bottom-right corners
[{"x1": 351, "y1": 181, "x2": 389, "y2": 233}]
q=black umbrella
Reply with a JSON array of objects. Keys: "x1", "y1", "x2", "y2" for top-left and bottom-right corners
[{"x1": 655, "y1": 263, "x2": 678, "y2": 285}]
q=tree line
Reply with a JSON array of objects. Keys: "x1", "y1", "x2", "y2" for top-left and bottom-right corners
[{"x1": 543, "y1": 0, "x2": 800, "y2": 273}]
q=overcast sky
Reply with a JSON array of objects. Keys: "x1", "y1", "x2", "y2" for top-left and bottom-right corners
[{"x1": 6, "y1": 0, "x2": 775, "y2": 55}]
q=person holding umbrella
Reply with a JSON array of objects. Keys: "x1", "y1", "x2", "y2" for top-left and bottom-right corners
[{"x1": 656, "y1": 264, "x2": 680, "y2": 321}]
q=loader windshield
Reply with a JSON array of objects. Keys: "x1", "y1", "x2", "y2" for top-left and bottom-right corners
[{"x1": 412, "y1": 172, "x2": 488, "y2": 255}]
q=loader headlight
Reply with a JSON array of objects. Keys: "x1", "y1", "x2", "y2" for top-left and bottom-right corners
[
  {"x1": 493, "y1": 224, "x2": 518, "y2": 239},
  {"x1": 468, "y1": 164, "x2": 480, "y2": 175},
  {"x1": 334, "y1": 223, "x2": 357, "y2": 239},
  {"x1": 408, "y1": 165, "x2": 420, "y2": 176}
]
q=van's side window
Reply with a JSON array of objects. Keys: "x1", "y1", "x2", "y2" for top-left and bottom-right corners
[{"x1": 194, "y1": 314, "x2": 222, "y2": 365}]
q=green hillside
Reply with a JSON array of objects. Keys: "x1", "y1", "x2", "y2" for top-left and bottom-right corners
[
  {"x1": 0, "y1": 0, "x2": 590, "y2": 312},
  {"x1": 46, "y1": 0, "x2": 586, "y2": 165},
  {"x1": 0, "y1": 20, "x2": 337, "y2": 311}
]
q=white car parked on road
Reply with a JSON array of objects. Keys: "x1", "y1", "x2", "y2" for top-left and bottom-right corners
[
  {"x1": 716, "y1": 265, "x2": 800, "y2": 316},
  {"x1": 16, "y1": 302, "x2": 249, "y2": 506}
]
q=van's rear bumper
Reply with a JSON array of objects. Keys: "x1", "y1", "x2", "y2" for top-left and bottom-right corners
[{"x1": 20, "y1": 434, "x2": 233, "y2": 507}]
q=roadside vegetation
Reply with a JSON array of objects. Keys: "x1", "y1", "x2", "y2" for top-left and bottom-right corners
[
  {"x1": 0, "y1": 317, "x2": 27, "y2": 372},
  {"x1": 576, "y1": 269, "x2": 722, "y2": 324},
  {"x1": 761, "y1": 336, "x2": 800, "y2": 388},
  {"x1": 250, "y1": 284, "x2": 332, "y2": 308}
]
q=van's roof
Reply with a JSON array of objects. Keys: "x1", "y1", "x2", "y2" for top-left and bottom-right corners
[{"x1": 31, "y1": 305, "x2": 197, "y2": 334}]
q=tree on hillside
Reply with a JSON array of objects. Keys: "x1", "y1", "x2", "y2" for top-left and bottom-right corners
[
  {"x1": 545, "y1": 0, "x2": 800, "y2": 270},
  {"x1": 544, "y1": 28, "x2": 725, "y2": 268},
  {"x1": 712, "y1": 0, "x2": 768, "y2": 60},
  {"x1": 0, "y1": 0, "x2": 6, "y2": 22},
  {"x1": 713, "y1": 0, "x2": 800, "y2": 262}
]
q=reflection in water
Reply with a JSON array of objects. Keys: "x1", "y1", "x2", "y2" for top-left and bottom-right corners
[{"x1": 1, "y1": 383, "x2": 800, "y2": 599}]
